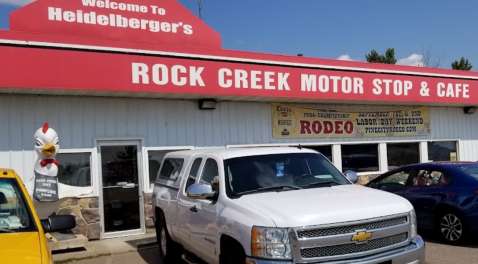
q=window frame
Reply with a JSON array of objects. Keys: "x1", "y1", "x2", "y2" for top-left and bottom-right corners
[{"x1": 143, "y1": 146, "x2": 194, "y2": 193}]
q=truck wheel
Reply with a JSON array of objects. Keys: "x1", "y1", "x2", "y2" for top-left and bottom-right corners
[
  {"x1": 156, "y1": 216, "x2": 181, "y2": 263},
  {"x1": 435, "y1": 210, "x2": 469, "y2": 245},
  {"x1": 222, "y1": 245, "x2": 246, "y2": 264}
]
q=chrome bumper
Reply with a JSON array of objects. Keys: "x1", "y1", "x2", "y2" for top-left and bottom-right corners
[{"x1": 246, "y1": 236, "x2": 425, "y2": 264}]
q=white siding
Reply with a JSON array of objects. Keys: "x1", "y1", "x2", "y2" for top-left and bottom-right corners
[{"x1": 0, "y1": 94, "x2": 477, "y2": 181}]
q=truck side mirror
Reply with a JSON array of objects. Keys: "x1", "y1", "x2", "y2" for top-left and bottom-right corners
[
  {"x1": 41, "y1": 215, "x2": 76, "y2": 233},
  {"x1": 186, "y1": 183, "x2": 216, "y2": 200},
  {"x1": 344, "y1": 170, "x2": 358, "y2": 184}
]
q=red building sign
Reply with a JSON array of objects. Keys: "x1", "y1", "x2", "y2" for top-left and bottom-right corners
[{"x1": 0, "y1": 0, "x2": 477, "y2": 106}]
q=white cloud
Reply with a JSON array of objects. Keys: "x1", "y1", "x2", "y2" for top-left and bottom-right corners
[
  {"x1": 337, "y1": 54, "x2": 356, "y2": 61},
  {"x1": 396, "y1": 54, "x2": 425, "y2": 67},
  {"x1": 0, "y1": 0, "x2": 35, "y2": 6},
  {"x1": 338, "y1": 53, "x2": 426, "y2": 67}
]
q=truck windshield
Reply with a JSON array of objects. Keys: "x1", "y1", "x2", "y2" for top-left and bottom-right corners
[
  {"x1": 224, "y1": 153, "x2": 350, "y2": 198},
  {"x1": 0, "y1": 178, "x2": 36, "y2": 233}
]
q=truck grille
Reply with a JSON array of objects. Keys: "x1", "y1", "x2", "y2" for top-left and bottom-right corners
[
  {"x1": 297, "y1": 216, "x2": 407, "y2": 238},
  {"x1": 300, "y1": 232, "x2": 408, "y2": 258}
]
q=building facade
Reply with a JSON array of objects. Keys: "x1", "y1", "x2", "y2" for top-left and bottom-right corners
[{"x1": 1, "y1": 0, "x2": 478, "y2": 240}]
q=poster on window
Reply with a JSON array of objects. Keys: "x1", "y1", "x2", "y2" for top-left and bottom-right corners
[{"x1": 271, "y1": 104, "x2": 431, "y2": 139}]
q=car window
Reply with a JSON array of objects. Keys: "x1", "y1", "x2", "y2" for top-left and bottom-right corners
[
  {"x1": 157, "y1": 158, "x2": 184, "y2": 181},
  {"x1": 412, "y1": 170, "x2": 450, "y2": 187},
  {"x1": 454, "y1": 164, "x2": 478, "y2": 180},
  {"x1": 376, "y1": 170, "x2": 411, "y2": 188},
  {"x1": 200, "y1": 159, "x2": 220, "y2": 191},
  {"x1": 184, "y1": 158, "x2": 202, "y2": 191},
  {"x1": 0, "y1": 178, "x2": 36, "y2": 233}
]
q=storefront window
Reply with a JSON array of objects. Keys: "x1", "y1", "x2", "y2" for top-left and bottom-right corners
[
  {"x1": 342, "y1": 144, "x2": 379, "y2": 173},
  {"x1": 303, "y1": 145, "x2": 332, "y2": 161},
  {"x1": 148, "y1": 149, "x2": 189, "y2": 188},
  {"x1": 428, "y1": 141, "x2": 458, "y2": 162},
  {"x1": 57, "y1": 153, "x2": 91, "y2": 187},
  {"x1": 387, "y1": 143, "x2": 420, "y2": 170}
]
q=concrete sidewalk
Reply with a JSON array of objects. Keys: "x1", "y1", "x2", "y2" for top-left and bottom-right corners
[{"x1": 52, "y1": 233, "x2": 158, "y2": 263}]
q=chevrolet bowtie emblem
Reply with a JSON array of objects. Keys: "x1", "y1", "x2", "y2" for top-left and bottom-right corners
[{"x1": 351, "y1": 231, "x2": 373, "y2": 243}]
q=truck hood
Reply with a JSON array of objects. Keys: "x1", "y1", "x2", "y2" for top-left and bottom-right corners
[
  {"x1": 0, "y1": 232, "x2": 42, "y2": 264},
  {"x1": 237, "y1": 184, "x2": 412, "y2": 228}
]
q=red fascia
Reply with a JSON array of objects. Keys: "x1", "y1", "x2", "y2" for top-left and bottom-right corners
[{"x1": 1, "y1": 29, "x2": 477, "y2": 79}]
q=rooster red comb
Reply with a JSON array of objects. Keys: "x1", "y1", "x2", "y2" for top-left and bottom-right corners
[{"x1": 42, "y1": 123, "x2": 49, "y2": 134}]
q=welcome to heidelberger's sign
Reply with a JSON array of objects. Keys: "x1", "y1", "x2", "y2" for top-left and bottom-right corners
[
  {"x1": 48, "y1": 1, "x2": 194, "y2": 35},
  {"x1": 271, "y1": 104, "x2": 431, "y2": 139},
  {"x1": 9, "y1": 0, "x2": 221, "y2": 48}
]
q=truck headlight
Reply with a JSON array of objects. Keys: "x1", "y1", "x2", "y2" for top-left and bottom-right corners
[
  {"x1": 410, "y1": 209, "x2": 417, "y2": 239},
  {"x1": 251, "y1": 227, "x2": 292, "y2": 259}
]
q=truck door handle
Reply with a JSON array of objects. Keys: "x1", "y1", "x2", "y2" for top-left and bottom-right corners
[{"x1": 190, "y1": 206, "x2": 198, "y2": 212}]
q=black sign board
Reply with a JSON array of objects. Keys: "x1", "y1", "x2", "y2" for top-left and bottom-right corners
[{"x1": 33, "y1": 173, "x2": 59, "y2": 202}]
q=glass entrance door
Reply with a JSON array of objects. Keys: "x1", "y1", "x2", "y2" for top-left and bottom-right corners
[{"x1": 98, "y1": 142, "x2": 144, "y2": 238}]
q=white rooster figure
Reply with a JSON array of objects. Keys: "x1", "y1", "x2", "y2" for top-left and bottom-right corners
[
  {"x1": 25, "y1": 123, "x2": 94, "y2": 218},
  {"x1": 32, "y1": 123, "x2": 60, "y2": 202}
]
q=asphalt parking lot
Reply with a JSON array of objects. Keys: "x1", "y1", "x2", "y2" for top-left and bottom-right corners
[
  {"x1": 419, "y1": 230, "x2": 478, "y2": 264},
  {"x1": 69, "y1": 231, "x2": 478, "y2": 264}
]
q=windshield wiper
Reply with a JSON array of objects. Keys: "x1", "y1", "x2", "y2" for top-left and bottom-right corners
[
  {"x1": 236, "y1": 185, "x2": 302, "y2": 196},
  {"x1": 304, "y1": 180, "x2": 342, "y2": 188},
  {"x1": 0, "y1": 228, "x2": 15, "y2": 233}
]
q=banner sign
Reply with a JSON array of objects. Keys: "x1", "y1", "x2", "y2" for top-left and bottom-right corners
[
  {"x1": 0, "y1": 46, "x2": 477, "y2": 106},
  {"x1": 271, "y1": 104, "x2": 431, "y2": 139}
]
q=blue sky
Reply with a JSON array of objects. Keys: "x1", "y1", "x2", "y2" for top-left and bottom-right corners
[{"x1": 0, "y1": 0, "x2": 477, "y2": 70}]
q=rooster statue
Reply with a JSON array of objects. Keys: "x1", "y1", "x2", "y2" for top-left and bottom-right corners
[
  {"x1": 32, "y1": 123, "x2": 60, "y2": 202},
  {"x1": 25, "y1": 123, "x2": 94, "y2": 219}
]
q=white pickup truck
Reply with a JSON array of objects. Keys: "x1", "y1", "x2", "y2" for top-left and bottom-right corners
[{"x1": 152, "y1": 147, "x2": 425, "y2": 264}]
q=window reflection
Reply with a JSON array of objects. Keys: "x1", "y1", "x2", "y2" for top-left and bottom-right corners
[
  {"x1": 57, "y1": 153, "x2": 91, "y2": 187},
  {"x1": 387, "y1": 143, "x2": 420, "y2": 170},
  {"x1": 428, "y1": 141, "x2": 457, "y2": 162},
  {"x1": 148, "y1": 150, "x2": 188, "y2": 188},
  {"x1": 303, "y1": 145, "x2": 332, "y2": 161},
  {"x1": 342, "y1": 144, "x2": 379, "y2": 172}
]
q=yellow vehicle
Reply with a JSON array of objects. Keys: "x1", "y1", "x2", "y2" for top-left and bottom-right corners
[{"x1": 0, "y1": 169, "x2": 75, "y2": 264}]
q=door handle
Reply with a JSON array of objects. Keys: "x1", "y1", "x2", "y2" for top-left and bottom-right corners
[{"x1": 190, "y1": 206, "x2": 198, "y2": 212}]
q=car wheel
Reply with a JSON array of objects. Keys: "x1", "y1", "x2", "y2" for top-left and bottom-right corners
[
  {"x1": 436, "y1": 210, "x2": 469, "y2": 245},
  {"x1": 156, "y1": 215, "x2": 182, "y2": 263}
]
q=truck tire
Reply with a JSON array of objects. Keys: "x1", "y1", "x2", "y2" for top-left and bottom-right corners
[
  {"x1": 221, "y1": 244, "x2": 246, "y2": 264},
  {"x1": 156, "y1": 215, "x2": 182, "y2": 263}
]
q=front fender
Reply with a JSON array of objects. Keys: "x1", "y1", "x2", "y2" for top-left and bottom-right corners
[{"x1": 216, "y1": 198, "x2": 276, "y2": 257}]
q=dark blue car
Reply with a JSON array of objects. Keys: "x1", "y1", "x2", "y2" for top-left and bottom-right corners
[{"x1": 366, "y1": 161, "x2": 478, "y2": 245}]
